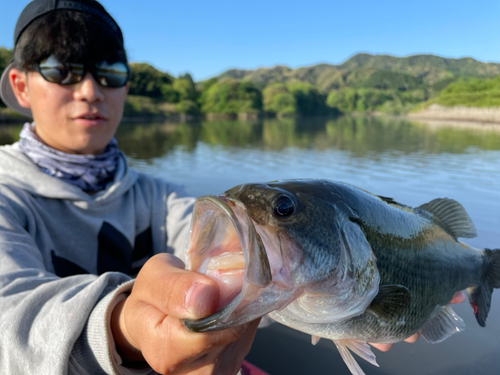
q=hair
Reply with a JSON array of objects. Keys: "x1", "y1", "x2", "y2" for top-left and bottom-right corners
[{"x1": 14, "y1": 9, "x2": 127, "y2": 71}]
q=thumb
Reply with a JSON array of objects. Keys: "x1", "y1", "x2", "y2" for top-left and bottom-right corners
[{"x1": 134, "y1": 253, "x2": 220, "y2": 319}]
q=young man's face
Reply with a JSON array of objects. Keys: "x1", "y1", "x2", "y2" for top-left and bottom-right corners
[{"x1": 9, "y1": 68, "x2": 128, "y2": 155}]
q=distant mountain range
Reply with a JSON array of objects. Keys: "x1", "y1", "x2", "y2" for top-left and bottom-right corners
[
  {"x1": 218, "y1": 53, "x2": 500, "y2": 93},
  {"x1": 3, "y1": 48, "x2": 500, "y2": 120}
]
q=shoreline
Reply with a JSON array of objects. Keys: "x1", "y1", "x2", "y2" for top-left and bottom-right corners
[
  {"x1": 3, "y1": 106, "x2": 500, "y2": 128},
  {"x1": 407, "y1": 104, "x2": 500, "y2": 124},
  {"x1": 403, "y1": 117, "x2": 500, "y2": 131}
]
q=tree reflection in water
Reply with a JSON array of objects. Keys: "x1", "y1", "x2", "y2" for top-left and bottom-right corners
[
  {"x1": 1, "y1": 117, "x2": 499, "y2": 158},
  {"x1": 112, "y1": 117, "x2": 500, "y2": 161}
]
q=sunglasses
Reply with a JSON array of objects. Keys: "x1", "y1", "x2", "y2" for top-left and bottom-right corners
[{"x1": 32, "y1": 55, "x2": 129, "y2": 88}]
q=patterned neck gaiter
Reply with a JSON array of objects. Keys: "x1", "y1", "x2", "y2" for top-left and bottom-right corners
[{"x1": 18, "y1": 122, "x2": 120, "y2": 193}]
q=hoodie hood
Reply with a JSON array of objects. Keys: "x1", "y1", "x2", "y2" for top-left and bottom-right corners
[{"x1": 0, "y1": 143, "x2": 138, "y2": 203}]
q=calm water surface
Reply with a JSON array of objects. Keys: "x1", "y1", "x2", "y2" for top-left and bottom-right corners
[{"x1": 1, "y1": 116, "x2": 499, "y2": 374}]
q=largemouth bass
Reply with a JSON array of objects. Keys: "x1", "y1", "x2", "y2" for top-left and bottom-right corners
[{"x1": 182, "y1": 180, "x2": 500, "y2": 375}]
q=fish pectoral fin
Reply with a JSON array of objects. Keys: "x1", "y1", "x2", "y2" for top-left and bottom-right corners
[
  {"x1": 417, "y1": 198, "x2": 477, "y2": 239},
  {"x1": 419, "y1": 305, "x2": 465, "y2": 343},
  {"x1": 311, "y1": 335, "x2": 321, "y2": 345},
  {"x1": 333, "y1": 339, "x2": 378, "y2": 375},
  {"x1": 368, "y1": 284, "x2": 411, "y2": 320}
]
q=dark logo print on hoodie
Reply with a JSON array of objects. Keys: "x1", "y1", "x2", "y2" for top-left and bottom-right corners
[{"x1": 51, "y1": 222, "x2": 153, "y2": 277}]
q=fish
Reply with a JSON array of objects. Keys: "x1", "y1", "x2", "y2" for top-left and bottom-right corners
[{"x1": 182, "y1": 180, "x2": 500, "y2": 375}]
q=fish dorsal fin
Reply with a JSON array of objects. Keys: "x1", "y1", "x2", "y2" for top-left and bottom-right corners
[
  {"x1": 417, "y1": 198, "x2": 477, "y2": 239},
  {"x1": 419, "y1": 305, "x2": 465, "y2": 343},
  {"x1": 333, "y1": 339, "x2": 378, "y2": 375},
  {"x1": 377, "y1": 195, "x2": 402, "y2": 206},
  {"x1": 368, "y1": 284, "x2": 411, "y2": 320}
]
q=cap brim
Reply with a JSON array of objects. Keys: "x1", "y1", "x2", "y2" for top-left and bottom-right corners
[{"x1": 0, "y1": 61, "x2": 33, "y2": 118}]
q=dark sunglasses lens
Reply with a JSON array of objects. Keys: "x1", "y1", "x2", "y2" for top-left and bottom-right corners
[
  {"x1": 95, "y1": 61, "x2": 129, "y2": 88},
  {"x1": 38, "y1": 56, "x2": 83, "y2": 84}
]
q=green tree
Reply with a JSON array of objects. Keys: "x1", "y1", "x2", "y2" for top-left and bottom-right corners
[
  {"x1": 123, "y1": 95, "x2": 164, "y2": 117},
  {"x1": 262, "y1": 83, "x2": 296, "y2": 116},
  {"x1": 355, "y1": 89, "x2": 394, "y2": 111},
  {"x1": 174, "y1": 74, "x2": 197, "y2": 101},
  {"x1": 288, "y1": 82, "x2": 328, "y2": 116},
  {"x1": 175, "y1": 100, "x2": 199, "y2": 115},
  {"x1": 198, "y1": 78, "x2": 218, "y2": 108},
  {"x1": 160, "y1": 84, "x2": 179, "y2": 103},
  {"x1": 327, "y1": 88, "x2": 359, "y2": 113},
  {"x1": 128, "y1": 63, "x2": 174, "y2": 100},
  {"x1": 173, "y1": 74, "x2": 200, "y2": 114},
  {"x1": 200, "y1": 78, "x2": 262, "y2": 114},
  {"x1": 200, "y1": 78, "x2": 218, "y2": 93},
  {"x1": 327, "y1": 88, "x2": 414, "y2": 114}
]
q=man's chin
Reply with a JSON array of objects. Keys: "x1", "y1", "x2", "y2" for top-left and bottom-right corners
[{"x1": 68, "y1": 137, "x2": 113, "y2": 155}]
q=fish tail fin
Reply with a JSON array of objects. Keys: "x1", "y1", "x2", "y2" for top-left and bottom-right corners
[{"x1": 468, "y1": 248, "x2": 500, "y2": 327}]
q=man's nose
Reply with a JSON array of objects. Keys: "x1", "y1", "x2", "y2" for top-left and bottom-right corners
[{"x1": 73, "y1": 72, "x2": 105, "y2": 102}]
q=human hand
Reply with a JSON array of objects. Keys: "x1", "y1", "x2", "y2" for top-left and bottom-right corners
[
  {"x1": 111, "y1": 253, "x2": 260, "y2": 374},
  {"x1": 369, "y1": 290, "x2": 466, "y2": 352}
]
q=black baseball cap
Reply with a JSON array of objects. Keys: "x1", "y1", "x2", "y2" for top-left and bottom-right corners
[{"x1": 0, "y1": 0, "x2": 124, "y2": 118}]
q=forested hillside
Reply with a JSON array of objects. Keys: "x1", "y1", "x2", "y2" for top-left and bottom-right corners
[
  {"x1": 218, "y1": 54, "x2": 500, "y2": 115},
  {"x1": 222, "y1": 53, "x2": 500, "y2": 87},
  {"x1": 1, "y1": 47, "x2": 499, "y2": 119},
  {"x1": 418, "y1": 76, "x2": 500, "y2": 108}
]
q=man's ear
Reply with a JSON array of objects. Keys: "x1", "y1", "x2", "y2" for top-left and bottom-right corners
[{"x1": 9, "y1": 68, "x2": 32, "y2": 109}]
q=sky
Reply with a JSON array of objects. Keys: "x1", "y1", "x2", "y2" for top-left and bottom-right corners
[{"x1": 1, "y1": 0, "x2": 499, "y2": 81}]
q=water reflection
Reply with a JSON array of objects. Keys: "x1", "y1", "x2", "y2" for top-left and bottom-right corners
[
  {"x1": 114, "y1": 116, "x2": 500, "y2": 161},
  {"x1": 116, "y1": 122, "x2": 200, "y2": 160},
  {"x1": 199, "y1": 120, "x2": 262, "y2": 147},
  {"x1": 2, "y1": 117, "x2": 499, "y2": 158}
]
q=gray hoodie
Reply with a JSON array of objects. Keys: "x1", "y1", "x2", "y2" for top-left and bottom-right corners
[{"x1": 0, "y1": 143, "x2": 195, "y2": 374}]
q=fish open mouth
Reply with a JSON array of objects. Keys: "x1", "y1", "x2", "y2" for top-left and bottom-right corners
[
  {"x1": 186, "y1": 195, "x2": 270, "y2": 308},
  {"x1": 184, "y1": 195, "x2": 279, "y2": 331}
]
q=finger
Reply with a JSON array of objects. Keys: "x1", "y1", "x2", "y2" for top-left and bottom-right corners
[
  {"x1": 175, "y1": 318, "x2": 262, "y2": 375},
  {"x1": 404, "y1": 333, "x2": 419, "y2": 343},
  {"x1": 111, "y1": 298, "x2": 145, "y2": 362},
  {"x1": 166, "y1": 316, "x2": 251, "y2": 351},
  {"x1": 139, "y1": 314, "x2": 253, "y2": 374},
  {"x1": 450, "y1": 291, "x2": 466, "y2": 304},
  {"x1": 212, "y1": 318, "x2": 261, "y2": 375},
  {"x1": 370, "y1": 331, "x2": 419, "y2": 352},
  {"x1": 134, "y1": 253, "x2": 220, "y2": 319},
  {"x1": 369, "y1": 343, "x2": 393, "y2": 352}
]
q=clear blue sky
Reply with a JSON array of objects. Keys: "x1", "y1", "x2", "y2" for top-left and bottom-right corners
[{"x1": 1, "y1": 0, "x2": 499, "y2": 80}]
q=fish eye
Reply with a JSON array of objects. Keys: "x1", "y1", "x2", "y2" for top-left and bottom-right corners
[{"x1": 273, "y1": 195, "x2": 295, "y2": 218}]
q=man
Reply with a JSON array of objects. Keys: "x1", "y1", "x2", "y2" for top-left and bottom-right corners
[{"x1": 0, "y1": 1, "x2": 260, "y2": 373}]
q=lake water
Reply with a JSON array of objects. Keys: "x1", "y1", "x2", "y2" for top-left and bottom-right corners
[{"x1": 1, "y1": 116, "x2": 499, "y2": 374}]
